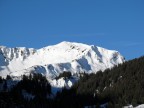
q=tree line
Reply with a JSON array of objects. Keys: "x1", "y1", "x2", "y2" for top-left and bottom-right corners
[{"x1": 0, "y1": 56, "x2": 144, "y2": 108}]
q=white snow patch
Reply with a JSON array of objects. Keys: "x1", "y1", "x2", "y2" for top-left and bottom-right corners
[
  {"x1": 123, "y1": 104, "x2": 144, "y2": 108},
  {"x1": 0, "y1": 41, "x2": 125, "y2": 88}
]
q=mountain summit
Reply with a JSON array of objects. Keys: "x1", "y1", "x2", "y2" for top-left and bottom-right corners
[{"x1": 0, "y1": 41, "x2": 125, "y2": 79}]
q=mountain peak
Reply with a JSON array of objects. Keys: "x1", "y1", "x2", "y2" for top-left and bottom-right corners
[
  {"x1": 0, "y1": 42, "x2": 125, "y2": 78},
  {"x1": 55, "y1": 41, "x2": 92, "y2": 50},
  {"x1": 56, "y1": 41, "x2": 85, "y2": 46}
]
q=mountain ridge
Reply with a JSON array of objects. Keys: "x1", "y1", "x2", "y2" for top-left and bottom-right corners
[{"x1": 0, "y1": 41, "x2": 125, "y2": 80}]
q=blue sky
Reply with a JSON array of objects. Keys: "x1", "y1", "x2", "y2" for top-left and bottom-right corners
[{"x1": 0, "y1": 0, "x2": 144, "y2": 60}]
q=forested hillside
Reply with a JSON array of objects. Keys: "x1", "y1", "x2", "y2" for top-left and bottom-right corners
[
  {"x1": 53, "y1": 56, "x2": 144, "y2": 107},
  {"x1": 0, "y1": 56, "x2": 144, "y2": 108}
]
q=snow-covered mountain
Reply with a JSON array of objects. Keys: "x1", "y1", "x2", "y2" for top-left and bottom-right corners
[{"x1": 0, "y1": 41, "x2": 124, "y2": 81}]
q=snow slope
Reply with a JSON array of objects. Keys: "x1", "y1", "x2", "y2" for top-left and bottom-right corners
[
  {"x1": 0, "y1": 41, "x2": 124, "y2": 78},
  {"x1": 0, "y1": 41, "x2": 125, "y2": 82},
  {"x1": 123, "y1": 104, "x2": 144, "y2": 108}
]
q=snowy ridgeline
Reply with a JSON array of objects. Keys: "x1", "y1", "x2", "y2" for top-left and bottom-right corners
[
  {"x1": 0, "y1": 41, "x2": 125, "y2": 88},
  {"x1": 123, "y1": 104, "x2": 144, "y2": 108},
  {"x1": 0, "y1": 41, "x2": 124, "y2": 77},
  {"x1": 84, "y1": 104, "x2": 144, "y2": 108}
]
